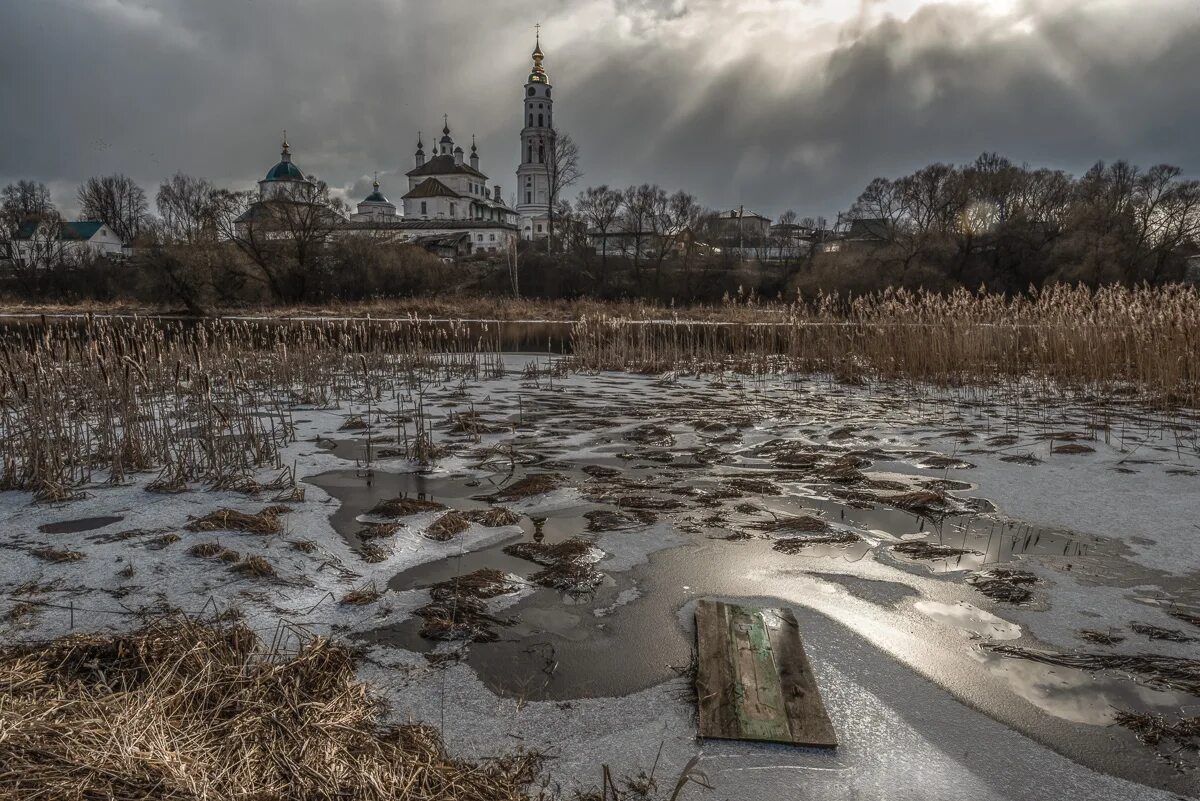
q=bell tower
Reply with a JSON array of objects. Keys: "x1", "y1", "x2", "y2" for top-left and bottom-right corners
[{"x1": 516, "y1": 26, "x2": 555, "y2": 239}]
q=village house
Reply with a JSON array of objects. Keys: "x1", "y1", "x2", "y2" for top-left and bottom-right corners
[{"x1": 7, "y1": 219, "x2": 127, "y2": 269}]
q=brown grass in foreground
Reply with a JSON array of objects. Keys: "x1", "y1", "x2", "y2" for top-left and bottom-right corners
[{"x1": 0, "y1": 618, "x2": 542, "y2": 801}]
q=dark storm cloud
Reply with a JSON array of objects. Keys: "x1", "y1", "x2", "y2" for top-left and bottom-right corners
[{"x1": 2, "y1": 0, "x2": 1199, "y2": 221}]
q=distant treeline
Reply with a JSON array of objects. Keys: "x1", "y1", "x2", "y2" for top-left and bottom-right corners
[{"x1": 1, "y1": 152, "x2": 1198, "y2": 309}]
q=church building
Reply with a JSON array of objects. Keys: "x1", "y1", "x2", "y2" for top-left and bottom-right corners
[
  {"x1": 515, "y1": 32, "x2": 555, "y2": 241},
  {"x1": 243, "y1": 35, "x2": 558, "y2": 257}
]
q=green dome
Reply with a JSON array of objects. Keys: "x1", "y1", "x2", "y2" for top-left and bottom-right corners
[
  {"x1": 363, "y1": 190, "x2": 390, "y2": 204},
  {"x1": 265, "y1": 160, "x2": 306, "y2": 182}
]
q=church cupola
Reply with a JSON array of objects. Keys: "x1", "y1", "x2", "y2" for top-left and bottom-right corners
[
  {"x1": 439, "y1": 115, "x2": 454, "y2": 156},
  {"x1": 260, "y1": 130, "x2": 312, "y2": 199},
  {"x1": 453, "y1": 145, "x2": 464, "y2": 166},
  {"x1": 415, "y1": 132, "x2": 425, "y2": 168},
  {"x1": 529, "y1": 29, "x2": 548, "y2": 84},
  {"x1": 470, "y1": 136, "x2": 480, "y2": 170}
]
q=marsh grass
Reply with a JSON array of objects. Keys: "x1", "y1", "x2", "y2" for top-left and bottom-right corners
[{"x1": 0, "y1": 617, "x2": 543, "y2": 800}]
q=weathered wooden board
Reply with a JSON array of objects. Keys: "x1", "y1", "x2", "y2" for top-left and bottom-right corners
[{"x1": 695, "y1": 600, "x2": 837, "y2": 748}]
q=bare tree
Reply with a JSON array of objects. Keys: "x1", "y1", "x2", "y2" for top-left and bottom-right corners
[
  {"x1": 156, "y1": 173, "x2": 219, "y2": 244},
  {"x1": 504, "y1": 235, "x2": 521, "y2": 299},
  {"x1": 211, "y1": 180, "x2": 346, "y2": 303},
  {"x1": 544, "y1": 132, "x2": 582, "y2": 252},
  {"x1": 621, "y1": 184, "x2": 658, "y2": 284},
  {"x1": 77, "y1": 174, "x2": 148, "y2": 243},
  {"x1": 2, "y1": 180, "x2": 55, "y2": 226},
  {"x1": 575, "y1": 185, "x2": 623, "y2": 286}
]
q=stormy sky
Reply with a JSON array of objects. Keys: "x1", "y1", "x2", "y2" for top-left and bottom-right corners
[{"x1": 2, "y1": 0, "x2": 1199, "y2": 222}]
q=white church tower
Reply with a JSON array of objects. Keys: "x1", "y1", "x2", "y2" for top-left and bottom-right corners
[{"x1": 516, "y1": 28, "x2": 555, "y2": 240}]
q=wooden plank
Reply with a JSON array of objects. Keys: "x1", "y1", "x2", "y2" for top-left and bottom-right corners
[
  {"x1": 695, "y1": 600, "x2": 838, "y2": 748},
  {"x1": 763, "y1": 607, "x2": 838, "y2": 748}
]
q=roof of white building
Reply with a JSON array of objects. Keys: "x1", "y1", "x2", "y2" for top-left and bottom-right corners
[{"x1": 406, "y1": 154, "x2": 488, "y2": 180}]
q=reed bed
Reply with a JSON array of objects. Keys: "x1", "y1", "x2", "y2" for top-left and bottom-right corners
[
  {"x1": 571, "y1": 285, "x2": 1200, "y2": 408},
  {"x1": 0, "y1": 316, "x2": 505, "y2": 500},
  {"x1": 0, "y1": 617, "x2": 542, "y2": 801}
]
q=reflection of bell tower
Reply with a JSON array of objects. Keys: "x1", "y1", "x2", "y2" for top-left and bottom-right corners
[{"x1": 516, "y1": 25, "x2": 555, "y2": 238}]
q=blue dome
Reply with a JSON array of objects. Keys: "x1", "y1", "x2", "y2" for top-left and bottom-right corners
[
  {"x1": 363, "y1": 191, "x2": 390, "y2": 204},
  {"x1": 265, "y1": 160, "x2": 306, "y2": 182}
]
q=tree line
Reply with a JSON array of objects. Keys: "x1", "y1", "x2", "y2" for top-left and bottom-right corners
[{"x1": 2, "y1": 151, "x2": 1198, "y2": 308}]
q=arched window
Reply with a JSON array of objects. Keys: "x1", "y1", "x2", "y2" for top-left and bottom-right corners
[
  {"x1": 528, "y1": 114, "x2": 533, "y2": 127},
  {"x1": 538, "y1": 145, "x2": 544, "y2": 163},
  {"x1": 537, "y1": 114, "x2": 543, "y2": 127},
  {"x1": 527, "y1": 145, "x2": 533, "y2": 163},
  {"x1": 527, "y1": 87, "x2": 535, "y2": 96}
]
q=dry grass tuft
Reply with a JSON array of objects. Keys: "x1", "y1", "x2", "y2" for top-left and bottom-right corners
[
  {"x1": 416, "y1": 569, "x2": 518, "y2": 642},
  {"x1": 484, "y1": 473, "x2": 564, "y2": 502},
  {"x1": 357, "y1": 522, "x2": 402, "y2": 540},
  {"x1": 231, "y1": 555, "x2": 275, "y2": 579},
  {"x1": 882, "y1": 491, "x2": 948, "y2": 515},
  {"x1": 1131, "y1": 622, "x2": 1195, "y2": 643},
  {"x1": 426, "y1": 511, "x2": 471, "y2": 542},
  {"x1": 1079, "y1": 629, "x2": 1125, "y2": 646},
  {"x1": 188, "y1": 542, "x2": 225, "y2": 558},
  {"x1": 966, "y1": 566, "x2": 1039, "y2": 603},
  {"x1": 370, "y1": 497, "x2": 446, "y2": 517},
  {"x1": 464, "y1": 507, "x2": 522, "y2": 527},
  {"x1": 186, "y1": 507, "x2": 288, "y2": 535},
  {"x1": 0, "y1": 618, "x2": 543, "y2": 800},
  {"x1": 31, "y1": 547, "x2": 83, "y2": 563},
  {"x1": 749, "y1": 514, "x2": 830, "y2": 535},
  {"x1": 891, "y1": 540, "x2": 976, "y2": 561},
  {"x1": 984, "y1": 643, "x2": 1200, "y2": 696},
  {"x1": 504, "y1": 539, "x2": 601, "y2": 595},
  {"x1": 773, "y1": 532, "x2": 862, "y2": 553},
  {"x1": 341, "y1": 582, "x2": 383, "y2": 606}
]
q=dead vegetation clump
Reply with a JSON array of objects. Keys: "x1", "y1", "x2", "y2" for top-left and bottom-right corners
[
  {"x1": 483, "y1": 473, "x2": 564, "y2": 502},
  {"x1": 626, "y1": 424, "x2": 675, "y2": 447},
  {"x1": 984, "y1": 643, "x2": 1200, "y2": 696},
  {"x1": 464, "y1": 507, "x2": 522, "y2": 527},
  {"x1": 31, "y1": 547, "x2": 84, "y2": 563},
  {"x1": 1131, "y1": 622, "x2": 1196, "y2": 643},
  {"x1": 966, "y1": 567, "x2": 1039, "y2": 603},
  {"x1": 290, "y1": 539, "x2": 317, "y2": 553},
  {"x1": 185, "y1": 506, "x2": 289, "y2": 534},
  {"x1": 341, "y1": 582, "x2": 383, "y2": 606},
  {"x1": 616, "y1": 495, "x2": 684, "y2": 511},
  {"x1": 882, "y1": 491, "x2": 950, "y2": 516},
  {"x1": 1079, "y1": 630, "x2": 1125, "y2": 646},
  {"x1": 584, "y1": 509, "x2": 657, "y2": 532},
  {"x1": 0, "y1": 617, "x2": 543, "y2": 800},
  {"x1": 417, "y1": 569, "x2": 519, "y2": 642},
  {"x1": 1168, "y1": 609, "x2": 1200, "y2": 629},
  {"x1": 426, "y1": 511, "x2": 471, "y2": 541},
  {"x1": 504, "y1": 538, "x2": 603, "y2": 595},
  {"x1": 1114, "y1": 711, "x2": 1200, "y2": 756},
  {"x1": 748, "y1": 514, "x2": 830, "y2": 535},
  {"x1": 920, "y1": 455, "x2": 974, "y2": 469},
  {"x1": 369, "y1": 497, "x2": 447, "y2": 517},
  {"x1": 187, "y1": 542, "x2": 226, "y2": 558},
  {"x1": 773, "y1": 532, "x2": 862, "y2": 553},
  {"x1": 530, "y1": 562, "x2": 605, "y2": 595},
  {"x1": 504, "y1": 539, "x2": 594, "y2": 567},
  {"x1": 1053, "y1": 443, "x2": 1096, "y2": 455},
  {"x1": 231, "y1": 555, "x2": 276, "y2": 579},
  {"x1": 339, "y1": 415, "x2": 370, "y2": 431},
  {"x1": 361, "y1": 543, "x2": 391, "y2": 563},
  {"x1": 891, "y1": 540, "x2": 977, "y2": 561},
  {"x1": 722, "y1": 477, "x2": 782, "y2": 496},
  {"x1": 357, "y1": 522, "x2": 402, "y2": 540}
]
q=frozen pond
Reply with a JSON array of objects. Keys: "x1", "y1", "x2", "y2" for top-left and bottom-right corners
[{"x1": 4, "y1": 355, "x2": 1199, "y2": 799}]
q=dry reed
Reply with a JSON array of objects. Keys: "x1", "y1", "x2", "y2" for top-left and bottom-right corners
[{"x1": 0, "y1": 617, "x2": 542, "y2": 800}]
